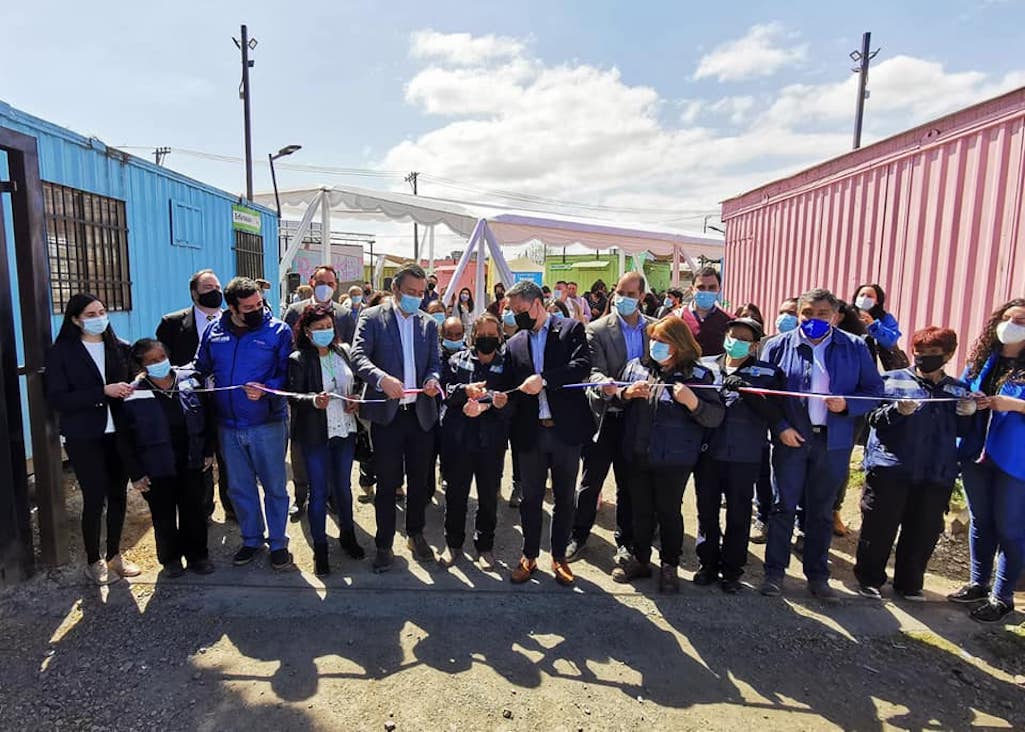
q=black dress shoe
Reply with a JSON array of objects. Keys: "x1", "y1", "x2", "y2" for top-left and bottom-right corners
[
  {"x1": 189, "y1": 559, "x2": 216, "y2": 575},
  {"x1": 692, "y1": 567, "x2": 719, "y2": 586},
  {"x1": 313, "y1": 543, "x2": 330, "y2": 576},
  {"x1": 340, "y1": 531, "x2": 366, "y2": 560},
  {"x1": 720, "y1": 577, "x2": 742, "y2": 594}
]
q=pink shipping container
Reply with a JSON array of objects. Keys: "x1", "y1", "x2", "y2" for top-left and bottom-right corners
[{"x1": 721, "y1": 86, "x2": 1025, "y2": 369}]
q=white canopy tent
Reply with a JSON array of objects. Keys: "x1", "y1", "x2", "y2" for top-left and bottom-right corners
[{"x1": 253, "y1": 184, "x2": 723, "y2": 309}]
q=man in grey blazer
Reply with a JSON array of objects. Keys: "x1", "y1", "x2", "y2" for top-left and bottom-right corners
[
  {"x1": 567, "y1": 271, "x2": 654, "y2": 565},
  {"x1": 351, "y1": 264, "x2": 443, "y2": 572}
]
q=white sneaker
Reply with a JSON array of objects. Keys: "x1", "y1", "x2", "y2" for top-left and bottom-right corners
[
  {"x1": 84, "y1": 560, "x2": 118, "y2": 585},
  {"x1": 108, "y1": 554, "x2": 142, "y2": 578}
]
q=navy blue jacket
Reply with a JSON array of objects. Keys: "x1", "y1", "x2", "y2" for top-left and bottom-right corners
[
  {"x1": 863, "y1": 368, "x2": 972, "y2": 484},
  {"x1": 761, "y1": 327, "x2": 884, "y2": 451},
  {"x1": 621, "y1": 359, "x2": 725, "y2": 468},
  {"x1": 703, "y1": 355, "x2": 786, "y2": 463},
  {"x1": 440, "y1": 347, "x2": 512, "y2": 452},
  {"x1": 45, "y1": 335, "x2": 131, "y2": 440},
  {"x1": 193, "y1": 308, "x2": 293, "y2": 430},
  {"x1": 115, "y1": 369, "x2": 212, "y2": 481}
]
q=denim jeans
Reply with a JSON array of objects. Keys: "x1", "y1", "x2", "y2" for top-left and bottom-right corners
[
  {"x1": 219, "y1": 421, "x2": 290, "y2": 551},
  {"x1": 765, "y1": 433, "x2": 850, "y2": 582},
  {"x1": 963, "y1": 459, "x2": 1025, "y2": 604},
  {"x1": 302, "y1": 436, "x2": 356, "y2": 545}
]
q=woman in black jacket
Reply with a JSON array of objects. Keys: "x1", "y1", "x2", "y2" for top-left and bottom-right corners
[
  {"x1": 116, "y1": 338, "x2": 215, "y2": 577},
  {"x1": 612, "y1": 315, "x2": 725, "y2": 593},
  {"x1": 438, "y1": 313, "x2": 511, "y2": 571},
  {"x1": 288, "y1": 305, "x2": 365, "y2": 575},
  {"x1": 45, "y1": 293, "x2": 139, "y2": 585}
]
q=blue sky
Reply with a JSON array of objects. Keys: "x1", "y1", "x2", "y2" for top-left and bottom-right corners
[{"x1": 3, "y1": 1, "x2": 1024, "y2": 254}]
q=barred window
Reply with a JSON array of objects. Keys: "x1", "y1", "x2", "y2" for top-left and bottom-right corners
[
  {"x1": 233, "y1": 230, "x2": 264, "y2": 281},
  {"x1": 43, "y1": 182, "x2": 132, "y2": 313}
]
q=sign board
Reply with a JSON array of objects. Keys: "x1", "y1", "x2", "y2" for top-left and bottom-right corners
[
  {"x1": 232, "y1": 204, "x2": 262, "y2": 234},
  {"x1": 513, "y1": 271, "x2": 543, "y2": 286},
  {"x1": 293, "y1": 244, "x2": 364, "y2": 285}
]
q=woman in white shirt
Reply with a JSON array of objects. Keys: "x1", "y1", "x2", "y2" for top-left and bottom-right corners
[
  {"x1": 44, "y1": 294, "x2": 141, "y2": 585},
  {"x1": 454, "y1": 287, "x2": 476, "y2": 332},
  {"x1": 287, "y1": 304, "x2": 365, "y2": 575}
]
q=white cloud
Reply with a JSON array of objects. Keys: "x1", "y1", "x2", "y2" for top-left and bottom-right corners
[
  {"x1": 693, "y1": 22, "x2": 807, "y2": 82},
  {"x1": 367, "y1": 30, "x2": 1025, "y2": 257},
  {"x1": 410, "y1": 30, "x2": 525, "y2": 66}
]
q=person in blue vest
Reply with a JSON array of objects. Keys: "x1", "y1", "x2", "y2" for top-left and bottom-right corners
[
  {"x1": 758, "y1": 288, "x2": 884, "y2": 599},
  {"x1": 194, "y1": 277, "x2": 295, "y2": 571},
  {"x1": 950, "y1": 298, "x2": 1025, "y2": 624},
  {"x1": 117, "y1": 338, "x2": 215, "y2": 577},
  {"x1": 854, "y1": 326, "x2": 976, "y2": 601},
  {"x1": 611, "y1": 316, "x2": 725, "y2": 593},
  {"x1": 694, "y1": 317, "x2": 785, "y2": 593}
]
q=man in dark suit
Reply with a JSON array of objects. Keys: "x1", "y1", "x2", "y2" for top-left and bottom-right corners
[
  {"x1": 351, "y1": 264, "x2": 443, "y2": 573},
  {"x1": 568, "y1": 271, "x2": 654, "y2": 565},
  {"x1": 156, "y1": 269, "x2": 232, "y2": 520},
  {"x1": 504, "y1": 280, "x2": 592, "y2": 586}
]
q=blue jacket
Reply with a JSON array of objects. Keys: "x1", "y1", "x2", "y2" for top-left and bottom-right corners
[
  {"x1": 115, "y1": 368, "x2": 212, "y2": 480},
  {"x1": 866, "y1": 312, "x2": 901, "y2": 350},
  {"x1": 864, "y1": 368, "x2": 972, "y2": 484},
  {"x1": 622, "y1": 359, "x2": 725, "y2": 469},
  {"x1": 193, "y1": 309, "x2": 293, "y2": 430},
  {"x1": 440, "y1": 347, "x2": 512, "y2": 452},
  {"x1": 761, "y1": 327, "x2": 884, "y2": 451},
  {"x1": 959, "y1": 352, "x2": 1025, "y2": 480},
  {"x1": 702, "y1": 355, "x2": 786, "y2": 464}
]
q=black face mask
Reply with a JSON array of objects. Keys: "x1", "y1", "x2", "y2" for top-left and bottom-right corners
[
  {"x1": 428, "y1": 282, "x2": 436, "y2": 291},
  {"x1": 514, "y1": 310, "x2": 536, "y2": 332},
  {"x1": 241, "y1": 309, "x2": 264, "y2": 329},
  {"x1": 475, "y1": 336, "x2": 500, "y2": 355},
  {"x1": 197, "y1": 290, "x2": 223, "y2": 309},
  {"x1": 914, "y1": 354, "x2": 947, "y2": 375}
]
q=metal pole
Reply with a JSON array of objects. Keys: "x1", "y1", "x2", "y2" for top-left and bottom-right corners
[
  {"x1": 241, "y1": 24, "x2": 254, "y2": 201},
  {"x1": 406, "y1": 171, "x2": 419, "y2": 260},
  {"x1": 852, "y1": 32, "x2": 872, "y2": 150},
  {"x1": 269, "y1": 153, "x2": 281, "y2": 219}
]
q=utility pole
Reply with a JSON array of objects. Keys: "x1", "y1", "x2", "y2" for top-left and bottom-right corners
[
  {"x1": 234, "y1": 24, "x2": 257, "y2": 200},
  {"x1": 850, "y1": 32, "x2": 879, "y2": 150},
  {"x1": 153, "y1": 147, "x2": 171, "y2": 166},
  {"x1": 405, "y1": 171, "x2": 419, "y2": 261}
]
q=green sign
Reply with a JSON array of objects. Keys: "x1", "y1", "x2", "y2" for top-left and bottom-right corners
[{"x1": 232, "y1": 204, "x2": 262, "y2": 234}]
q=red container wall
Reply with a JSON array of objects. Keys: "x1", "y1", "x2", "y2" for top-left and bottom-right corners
[{"x1": 722, "y1": 90, "x2": 1025, "y2": 370}]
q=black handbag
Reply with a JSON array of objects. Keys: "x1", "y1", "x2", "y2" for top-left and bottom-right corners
[
  {"x1": 878, "y1": 343, "x2": 910, "y2": 371},
  {"x1": 354, "y1": 420, "x2": 374, "y2": 463}
]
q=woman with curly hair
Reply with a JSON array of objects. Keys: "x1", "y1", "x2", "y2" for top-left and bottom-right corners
[{"x1": 948, "y1": 298, "x2": 1025, "y2": 623}]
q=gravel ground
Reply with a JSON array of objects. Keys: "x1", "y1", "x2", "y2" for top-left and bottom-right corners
[{"x1": 2, "y1": 452, "x2": 1023, "y2": 730}]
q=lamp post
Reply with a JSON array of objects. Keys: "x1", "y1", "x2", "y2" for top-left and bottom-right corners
[{"x1": 269, "y1": 144, "x2": 302, "y2": 219}]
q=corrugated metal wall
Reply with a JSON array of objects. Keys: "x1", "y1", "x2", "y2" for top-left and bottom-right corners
[
  {"x1": 722, "y1": 88, "x2": 1025, "y2": 369},
  {"x1": 1, "y1": 102, "x2": 278, "y2": 456}
]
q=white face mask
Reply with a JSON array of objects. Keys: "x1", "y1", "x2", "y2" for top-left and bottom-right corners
[
  {"x1": 996, "y1": 320, "x2": 1025, "y2": 345},
  {"x1": 855, "y1": 294, "x2": 876, "y2": 312}
]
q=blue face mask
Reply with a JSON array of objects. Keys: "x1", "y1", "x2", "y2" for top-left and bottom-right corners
[
  {"x1": 350, "y1": 295, "x2": 363, "y2": 306},
  {"x1": 310, "y1": 329, "x2": 335, "y2": 348},
  {"x1": 800, "y1": 318, "x2": 831, "y2": 340},
  {"x1": 614, "y1": 295, "x2": 638, "y2": 317},
  {"x1": 398, "y1": 292, "x2": 421, "y2": 315},
  {"x1": 663, "y1": 297, "x2": 673, "y2": 309},
  {"x1": 693, "y1": 290, "x2": 718, "y2": 310},
  {"x1": 554, "y1": 288, "x2": 564, "y2": 299},
  {"x1": 775, "y1": 313, "x2": 798, "y2": 333},
  {"x1": 81, "y1": 314, "x2": 108, "y2": 335},
  {"x1": 723, "y1": 335, "x2": 751, "y2": 360},
  {"x1": 442, "y1": 338, "x2": 464, "y2": 352},
  {"x1": 146, "y1": 359, "x2": 172, "y2": 379},
  {"x1": 649, "y1": 340, "x2": 671, "y2": 363},
  {"x1": 502, "y1": 310, "x2": 516, "y2": 327},
  {"x1": 432, "y1": 312, "x2": 445, "y2": 325}
]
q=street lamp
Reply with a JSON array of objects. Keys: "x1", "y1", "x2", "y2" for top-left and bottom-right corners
[{"x1": 269, "y1": 144, "x2": 302, "y2": 219}]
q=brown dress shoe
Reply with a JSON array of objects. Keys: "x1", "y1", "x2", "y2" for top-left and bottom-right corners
[
  {"x1": 510, "y1": 557, "x2": 538, "y2": 584},
  {"x1": 552, "y1": 558, "x2": 575, "y2": 586},
  {"x1": 832, "y1": 511, "x2": 848, "y2": 537}
]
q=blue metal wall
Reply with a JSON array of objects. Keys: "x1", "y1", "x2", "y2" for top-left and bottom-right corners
[{"x1": 1, "y1": 101, "x2": 278, "y2": 457}]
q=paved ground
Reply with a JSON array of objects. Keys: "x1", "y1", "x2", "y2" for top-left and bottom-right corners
[{"x1": 2, "y1": 454, "x2": 1024, "y2": 730}]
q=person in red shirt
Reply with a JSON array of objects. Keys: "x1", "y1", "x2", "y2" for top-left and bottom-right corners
[{"x1": 676, "y1": 266, "x2": 730, "y2": 356}]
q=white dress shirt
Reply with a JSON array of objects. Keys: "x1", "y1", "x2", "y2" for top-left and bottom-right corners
[
  {"x1": 193, "y1": 306, "x2": 220, "y2": 340},
  {"x1": 801, "y1": 329, "x2": 833, "y2": 426},
  {"x1": 395, "y1": 307, "x2": 418, "y2": 405}
]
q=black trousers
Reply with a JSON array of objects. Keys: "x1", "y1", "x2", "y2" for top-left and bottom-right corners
[
  {"x1": 755, "y1": 445, "x2": 772, "y2": 524},
  {"x1": 572, "y1": 412, "x2": 633, "y2": 549},
  {"x1": 427, "y1": 424, "x2": 441, "y2": 500},
  {"x1": 444, "y1": 446, "x2": 504, "y2": 551},
  {"x1": 854, "y1": 467, "x2": 952, "y2": 593},
  {"x1": 517, "y1": 426, "x2": 581, "y2": 560},
  {"x1": 64, "y1": 434, "x2": 128, "y2": 564},
  {"x1": 145, "y1": 469, "x2": 209, "y2": 566},
  {"x1": 632, "y1": 462, "x2": 689, "y2": 567},
  {"x1": 371, "y1": 409, "x2": 434, "y2": 549},
  {"x1": 695, "y1": 457, "x2": 758, "y2": 579},
  {"x1": 290, "y1": 438, "x2": 309, "y2": 507}
]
